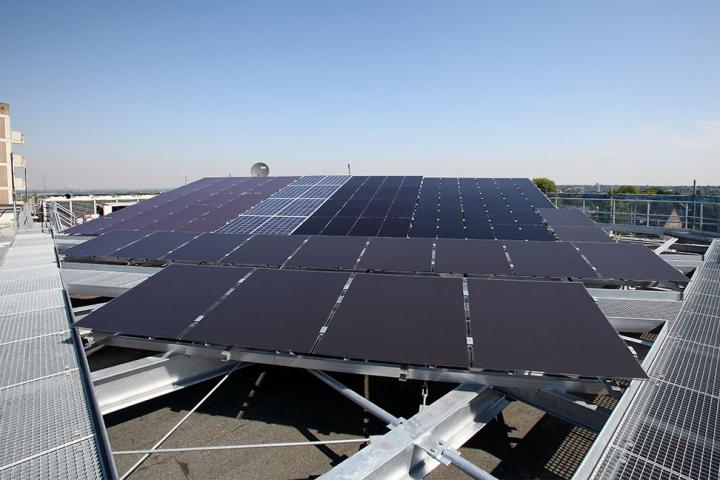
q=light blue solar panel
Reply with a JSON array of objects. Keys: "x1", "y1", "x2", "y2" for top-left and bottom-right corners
[
  {"x1": 292, "y1": 175, "x2": 326, "y2": 186},
  {"x1": 273, "y1": 185, "x2": 312, "y2": 198},
  {"x1": 245, "y1": 198, "x2": 294, "y2": 215},
  {"x1": 279, "y1": 198, "x2": 326, "y2": 216},
  {"x1": 300, "y1": 185, "x2": 339, "y2": 198},
  {"x1": 253, "y1": 216, "x2": 306, "y2": 235},
  {"x1": 318, "y1": 175, "x2": 351, "y2": 186},
  {"x1": 218, "y1": 216, "x2": 270, "y2": 234}
]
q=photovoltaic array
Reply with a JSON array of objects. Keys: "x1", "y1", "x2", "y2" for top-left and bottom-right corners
[
  {"x1": 64, "y1": 231, "x2": 688, "y2": 283},
  {"x1": 76, "y1": 264, "x2": 647, "y2": 378},
  {"x1": 66, "y1": 176, "x2": 299, "y2": 235},
  {"x1": 216, "y1": 176, "x2": 350, "y2": 235}
]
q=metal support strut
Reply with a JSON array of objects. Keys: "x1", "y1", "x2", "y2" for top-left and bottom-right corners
[{"x1": 307, "y1": 370, "x2": 498, "y2": 480}]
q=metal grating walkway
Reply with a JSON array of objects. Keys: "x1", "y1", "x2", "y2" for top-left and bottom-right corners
[
  {"x1": 577, "y1": 240, "x2": 720, "y2": 480},
  {"x1": 0, "y1": 229, "x2": 114, "y2": 479}
]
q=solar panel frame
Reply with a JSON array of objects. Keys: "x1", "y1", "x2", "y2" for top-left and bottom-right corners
[
  {"x1": 314, "y1": 274, "x2": 469, "y2": 367},
  {"x1": 467, "y1": 278, "x2": 647, "y2": 378}
]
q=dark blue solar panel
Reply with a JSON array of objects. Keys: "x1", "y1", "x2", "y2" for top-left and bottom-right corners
[
  {"x1": 349, "y1": 217, "x2": 383, "y2": 236},
  {"x1": 321, "y1": 217, "x2": 358, "y2": 236},
  {"x1": 378, "y1": 217, "x2": 411, "y2": 237}
]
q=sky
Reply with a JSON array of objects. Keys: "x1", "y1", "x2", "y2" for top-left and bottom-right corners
[{"x1": 3, "y1": 1, "x2": 719, "y2": 189}]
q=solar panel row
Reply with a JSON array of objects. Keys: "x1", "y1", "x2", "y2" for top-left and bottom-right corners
[
  {"x1": 75, "y1": 265, "x2": 646, "y2": 378},
  {"x1": 64, "y1": 232, "x2": 689, "y2": 283},
  {"x1": 66, "y1": 177, "x2": 299, "y2": 235},
  {"x1": 293, "y1": 176, "x2": 557, "y2": 240},
  {"x1": 293, "y1": 176, "x2": 421, "y2": 237},
  {"x1": 217, "y1": 175, "x2": 350, "y2": 235},
  {"x1": 408, "y1": 177, "x2": 556, "y2": 240}
]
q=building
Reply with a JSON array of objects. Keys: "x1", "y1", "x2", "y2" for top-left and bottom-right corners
[{"x1": 0, "y1": 102, "x2": 25, "y2": 207}]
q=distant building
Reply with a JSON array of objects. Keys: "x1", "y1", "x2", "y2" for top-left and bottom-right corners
[{"x1": 0, "y1": 102, "x2": 25, "y2": 206}]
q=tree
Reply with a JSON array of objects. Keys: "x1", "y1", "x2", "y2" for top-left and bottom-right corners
[
  {"x1": 614, "y1": 185, "x2": 640, "y2": 194},
  {"x1": 532, "y1": 177, "x2": 558, "y2": 194}
]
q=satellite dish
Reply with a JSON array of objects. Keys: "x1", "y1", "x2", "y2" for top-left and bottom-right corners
[{"x1": 251, "y1": 162, "x2": 270, "y2": 177}]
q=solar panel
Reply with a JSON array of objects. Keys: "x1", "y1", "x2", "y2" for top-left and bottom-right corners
[
  {"x1": 63, "y1": 230, "x2": 151, "y2": 258},
  {"x1": 293, "y1": 216, "x2": 332, "y2": 235},
  {"x1": 252, "y1": 216, "x2": 306, "y2": 235},
  {"x1": 162, "y1": 233, "x2": 249, "y2": 263},
  {"x1": 182, "y1": 269, "x2": 349, "y2": 353},
  {"x1": 504, "y1": 241, "x2": 597, "y2": 278},
  {"x1": 285, "y1": 235, "x2": 367, "y2": 270},
  {"x1": 377, "y1": 217, "x2": 411, "y2": 237},
  {"x1": 315, "y1": 274, "x2": 469, "y2": 367},
  {"x1": 518, "y1": 225, "x2": 557, "y2": 241},
  {"x1": 321, "y1": 216, "x2": 358, "y2": 235},
  {"x1": 349, "y1": 217, "x2": 383, "y2": 236},
  {"x1": 467, "y1": 279, "x2": 647, "y2": 378},
  {"x1": 434, "y1": 239, "x2": 511, "y2": 275},
  {"x1": 492, "y1": 224, "x2": 525, "y2": 240},
  {"x1": 75, "y1": 265, "x2": 250, "y2": 339},
  {"x1": 551, "y1": 225, "x2": 614, "y2": 243},
  {"x1": 358, "y1": 237, "x2": 433, "y2": 272},
  {"x1": 538, "y1": 208, "x2": 597, "y2": 227},
  {"x1": 573, "y1": 242, "x2": 688, "y2": 282},
  {"x1": 222, "y1": 235, "x2": 307, "y2": 266},
  {"x1": 110, "y1": 231, "x2": 198, "y2": 259}
]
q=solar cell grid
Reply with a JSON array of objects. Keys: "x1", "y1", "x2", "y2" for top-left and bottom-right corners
[
  {"x1": 245, "y1": 198, "x2": 294, "y2": 215},
  {"x1": 278, "y1": 198, "x2": 326, "y2": 216},
  {"x1": 253, "y1": 216, "x2": 306, "y2": 235},
  {"x1": 219, "y1": 215, "x2": 271, "y2": 234},
  {"x1": 315, "y1": 274, "x2": 469, "y2": 367},
  {"x1": 182, "y1": 269, "x2": 349, "y2": 353},
  {"x1": 301, "y1": 185, "x2": 340, "y2": 198}
]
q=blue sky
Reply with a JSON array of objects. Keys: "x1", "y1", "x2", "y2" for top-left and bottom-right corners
[{"x1": 4, "y1": 1, "x2": 719, "y2": 189}]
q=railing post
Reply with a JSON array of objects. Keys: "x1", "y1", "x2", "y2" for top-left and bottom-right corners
[
  {"x1": 684, "y1": 202, "x2": 689, "y2": 229},
  {"x1": 611, "y1": 198, "x2": 616, "y2": 224},
  {"x1": 700, "y1": 203, "x2": 704, "y2": 231},
  {"x1": 646, "y1": 201, "x2": 650, "y2": 227}
]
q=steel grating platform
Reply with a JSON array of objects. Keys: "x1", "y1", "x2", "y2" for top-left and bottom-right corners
[
  {"x1": 577, "y1": 240, "x2": 720, "y2": 480},
  {"x1": 0, "y1": 229, "x2": 114, "y2": 479}
]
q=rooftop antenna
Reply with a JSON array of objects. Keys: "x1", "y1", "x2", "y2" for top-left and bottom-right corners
[
  {"x1": 347, "y1": 163, "x2": 351, "y2": 175},
  {"x1": 251, "y1": 162, "x2": 269, "y2": 177}
]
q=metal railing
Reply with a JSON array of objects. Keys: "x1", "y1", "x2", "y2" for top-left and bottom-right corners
[
  {"x1": 45, "y1": 201, "x2": 76, "y2": 233},
  {"x1": 548, "y1": 193, "x2": 720, "y2": 235}
]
